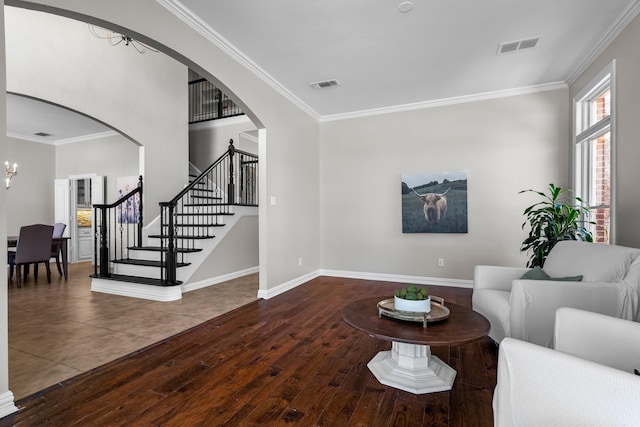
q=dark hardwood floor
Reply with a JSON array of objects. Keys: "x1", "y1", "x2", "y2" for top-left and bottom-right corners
[{"x1": 1, "y1": 276, "x2": 497, "y2": 426}]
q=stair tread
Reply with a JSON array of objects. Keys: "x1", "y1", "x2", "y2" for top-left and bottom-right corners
[
  {"x1": 128, "y1": 246, "x2": 202, "y2": 253},
  {"x1": 112, "y1": 259, "x2": 190, "y2": 268},
  {"x1": 148, "y1": 234, "x2": 216, "y2": 240},
  {"x1": 161, "y1": 223, "x2": 225, "y2": 227},
  {"x1": 182, "y1": 203, "x2": 227, "y2": 207},
  {"x1": 91, "y1": 274, "x2": 182, "y2": 286},
  {"x1": 176, "y1": 212, "x2": 234, "y2": 216}
]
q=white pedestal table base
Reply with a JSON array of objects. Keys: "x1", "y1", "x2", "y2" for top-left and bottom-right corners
[{"x1": 367, "y1": 341, "x2": 456, "y2": 394}]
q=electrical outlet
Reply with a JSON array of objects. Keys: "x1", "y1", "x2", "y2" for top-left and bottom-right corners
[
  {"x1": 298, "y1": 257, "x2": 303, "y2": 266},
  {"x1": 438, "y1": 258, "x2": 445, "y2": 267}
]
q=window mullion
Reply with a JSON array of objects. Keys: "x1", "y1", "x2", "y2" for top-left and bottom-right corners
[{"x1": 576, "y1": 117, "x2": 610, "y2": 144}]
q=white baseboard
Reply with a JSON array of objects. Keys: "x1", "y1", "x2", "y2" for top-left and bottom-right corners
[
  {"x1": 257, "y1": 269, "x2": 471, "y2": 300},
  {"x1": 91, "y1": 278, "x2": 182, "y2": 301},
  {"x1": 0, "y1": 391, "x2": 18, "y2": 418},
  {"x1": 182, "y1": 266, "x2": 259, "y2": 293},
  {"x1": 257, "y1": 270, "x2": 320, "y2": 299},
  {"x1": 91, "y1": 268, "x2": 470, "y2": 302},
  {"x1": 319, "y1": 269, "x2": 473, "y2": 288}
]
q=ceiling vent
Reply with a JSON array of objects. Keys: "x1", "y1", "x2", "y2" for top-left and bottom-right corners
[
  {"x1": 497, "y1": 37, "x2": 541, "y2": 55},
  {"x1": 309, "y1": 79, "x2": 340, "y2": 89},
  {"x1": 34, "y1": 132, "x2": 52, "y2": 137}
]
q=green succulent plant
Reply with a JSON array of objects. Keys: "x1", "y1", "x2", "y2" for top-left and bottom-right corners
[
  {"x1": 520, "y1": 183, "x2": 594, "y2": 268},
  {"x1": 394, "y1": 285, "x2": 429, "y2": 300}
]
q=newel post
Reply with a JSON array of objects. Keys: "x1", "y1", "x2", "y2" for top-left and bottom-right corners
[
  {"x1": 166, "y1": 203, "x2": 177, "y2": 284},
  {"x1": 99, "y1": 206, "x2": 109, "y2": 276},
  {"x1": 227, "y1": 138, "x2": 235, "y2": 204},
  {"x1": 137, "y1": 175, "x2": 143, "y2": 245}
]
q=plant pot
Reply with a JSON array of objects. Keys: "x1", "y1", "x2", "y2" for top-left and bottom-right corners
[{"x1": 394, "y1": 295, "x2": 431, "y2": 313}]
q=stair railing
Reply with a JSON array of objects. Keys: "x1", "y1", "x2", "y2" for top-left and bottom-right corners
[
  {"x1": 159, "y1": 139, "x2": 258, "y2": 284},
  {"x1": 93, "y1": 176, "x2": 144, "y2": 277}
]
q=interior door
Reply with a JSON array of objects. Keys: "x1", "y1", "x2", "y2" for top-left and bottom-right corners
[{"x1": 54, "y1": 179, "x2": 70, "y2": 237}]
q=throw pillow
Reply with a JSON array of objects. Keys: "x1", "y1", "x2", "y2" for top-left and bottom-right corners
[
  {"x1": 520, "y1": 267, "x2": 550, "y2": 280},
  {"x1": 521, "y1": 267, "x2": 549, "y2": 280},
  {"x1": 520, "y1": 267, "x2": 583, "y2": 282}
]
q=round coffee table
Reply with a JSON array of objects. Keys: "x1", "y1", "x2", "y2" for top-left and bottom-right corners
[{"x1": 342, "y1": 297, "x2": 490, "y2": 394}]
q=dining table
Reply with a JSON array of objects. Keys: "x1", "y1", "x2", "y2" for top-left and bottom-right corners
[{"x1": 7, "y1": 235, "x2": 70, "y2": 280}]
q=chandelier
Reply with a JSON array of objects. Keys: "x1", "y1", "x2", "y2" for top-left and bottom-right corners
[{"x1": 88, "y1": 25, "x2": 158, "y2": 54}]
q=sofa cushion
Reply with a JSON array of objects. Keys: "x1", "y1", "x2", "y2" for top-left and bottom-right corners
[
  {"x1": 472, "y1": 289, "x2": 510, "y2": 342},
  {"x1": 544, "y1": 241, "x2": 640, "y2": 282}
]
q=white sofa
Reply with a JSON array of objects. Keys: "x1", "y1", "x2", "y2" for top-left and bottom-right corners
[
  {"x1": 473, "y1": 240, "x2": 640, "y2": 347},
  {"x1": 493, "y1": 308, "x2": 640, "y2": 427}
]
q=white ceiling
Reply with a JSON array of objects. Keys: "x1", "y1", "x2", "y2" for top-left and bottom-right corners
[
  {"x1": 6, "y1": 0, "x2": 638, "y2": 141},
  {"x1": 173, "y1": 0, "x2": 637, "y2": 118},
  {"x1": 6, "y1": 94, "x2": 113, "y2": 144}
]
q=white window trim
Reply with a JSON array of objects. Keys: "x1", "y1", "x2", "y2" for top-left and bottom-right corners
[{"x1": 572, "y1": 60, "x2": 616, "y2": 243}]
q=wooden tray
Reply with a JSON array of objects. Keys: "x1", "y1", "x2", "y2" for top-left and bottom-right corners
[{"x1": 377, "y1": 296, "x2": 450, "y2": 328}]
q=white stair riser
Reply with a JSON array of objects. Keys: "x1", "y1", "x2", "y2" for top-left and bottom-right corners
[
  {"x1": 126, "y1": 249, "x2": 203, "y2": 262},
  {"x1": 112, "y1": 263, "x2": 188, "y2": 281},
  {"x1": 146, "y1": 238, "x2": 206, "y2": 250}
]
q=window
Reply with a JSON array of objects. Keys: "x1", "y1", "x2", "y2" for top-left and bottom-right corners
[{"x1": 574, "y1": 62, "x2": 614, "y2": 244}]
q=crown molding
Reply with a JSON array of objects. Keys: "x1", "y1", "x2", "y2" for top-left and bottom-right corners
[
  {"x1": 7, "y1": 130, "x2": 118, "y2": 145},
  {"x1": 320, "y1": 82, "x2": 568, "y2": 122},
  {"x1": 566, "y1": 0, "x2": 640, "y2": 86},
  {"x1": 157, "y1": 0, "x2": 321, "y2": 121}
]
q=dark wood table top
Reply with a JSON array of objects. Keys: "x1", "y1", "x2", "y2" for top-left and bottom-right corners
[{"x1": 342, "y1": 297, "x2": 490, "y2": 346}]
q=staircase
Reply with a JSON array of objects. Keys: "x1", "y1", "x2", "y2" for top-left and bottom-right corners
[{"x1": 91, "y1": 140, "x2": 258, "y2": 300}]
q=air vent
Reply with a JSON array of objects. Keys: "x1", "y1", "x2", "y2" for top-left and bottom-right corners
[
  {"x1": 34, "y1": 132, "x2": 52, "y2": 137},
  {"x1": 497, "y1": 36, "x2": 541, "y2": 55},
  {"x1": 309, "y1": 79, "x2": 340, "y2": 89}
]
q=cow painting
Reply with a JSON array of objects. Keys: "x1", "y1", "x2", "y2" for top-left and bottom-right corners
[{"x1": 411, "y1": 188, "x2": 450, "y2": 223}]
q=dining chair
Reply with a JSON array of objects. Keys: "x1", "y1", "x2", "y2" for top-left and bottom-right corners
[
  {"x1": 8, "y1": 224, "x2": 54, "y2": 287},
  {"x1": 50, "y1": 223, "x2": 67, "y2": 276}
]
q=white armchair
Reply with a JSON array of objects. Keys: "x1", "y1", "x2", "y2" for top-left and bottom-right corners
[
  {"x1": 493, "y1": 308, "x2": 640, "y2": 427},
  {"x1": 473, "y1": 240, "x2": 640, "y2": 347}
]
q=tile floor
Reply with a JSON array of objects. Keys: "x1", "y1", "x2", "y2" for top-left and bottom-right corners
[{"x1": 7, "y1": 262, "x2": 259, "y2": 400}]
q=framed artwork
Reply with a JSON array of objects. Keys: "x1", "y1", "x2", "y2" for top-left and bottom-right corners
[
  {"x1": 401, "y1": 170, "x2": 468, "y2": 233},
  {"x1": 116, "y1": 176, "x2": 140, "y2": 224}
]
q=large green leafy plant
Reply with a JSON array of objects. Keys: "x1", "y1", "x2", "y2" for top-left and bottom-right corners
[{"x1": 520, "y1": 184, "x2": 594, "y2": 268}]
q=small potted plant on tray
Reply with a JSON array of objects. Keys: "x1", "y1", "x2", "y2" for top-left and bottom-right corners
[{"x1": 394, "y1": 285, "x2": 431, "y2": 313}]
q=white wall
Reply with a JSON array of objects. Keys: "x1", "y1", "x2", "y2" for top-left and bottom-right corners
[
  {"x1": 10, "y1": 0, "x2": 321, "y2": 293},
  {"x1": 188, "y1": 215, "x2": 259, "y2": 281},
  {"x1": 0, "y1": 1, "x2": 18, "y2": 417},
  {"x1": 189, "y1": 116, "x2": 257, "y2": 172},
  {"x1": 570, "y1": 12, "x2": 640, "y2": 248},
  {"x1": 5, "y1": 137, "x2": 55, "y2": 235},
  {"x1": 55, "y1": 133, "x2": 139, "y2": 202},
  {"x1": 4, "y1": 6, "x2": 188, "y2": 220},
  {"x1": 320, "y1": 89, "x2": 570, "y2": 280}
]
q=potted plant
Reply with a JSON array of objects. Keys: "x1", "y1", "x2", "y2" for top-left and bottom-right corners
[
  {"x1": 520, "y1": 183, "x2": 594, "y2": 268},
  {"x1": 394, "y1": 285, "x2": 431, "y2": 313}
]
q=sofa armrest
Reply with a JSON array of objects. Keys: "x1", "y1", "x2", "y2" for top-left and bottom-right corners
[
  {"x1": 555, "y1": 307, "x2": 640, "y2": 372},
  {"x1": 494, "y1": 337, "x2": 640, "y2": 427},
  {"x1": 509, "y1": 280, "x2": 622, "y2": 347},
  {"x1": 473, "y1": 265, "x2": 530, "y2": 292}
]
